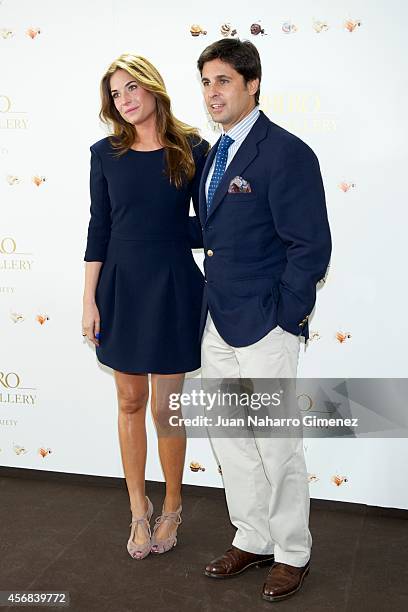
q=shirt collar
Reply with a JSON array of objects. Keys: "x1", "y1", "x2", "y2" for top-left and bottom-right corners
[{"x1": 222, "y1": 105, "x2": 260, "y2": 144}]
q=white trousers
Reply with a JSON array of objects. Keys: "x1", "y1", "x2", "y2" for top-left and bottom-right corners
[{"x1": 201, "y1": 312, "x2": 312, "y2": 567}]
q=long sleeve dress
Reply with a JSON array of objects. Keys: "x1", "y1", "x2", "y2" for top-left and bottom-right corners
[{"x1": 84, "y1": 135, "x2": 209, "y2": 374}]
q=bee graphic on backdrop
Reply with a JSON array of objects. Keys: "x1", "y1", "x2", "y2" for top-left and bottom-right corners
[
  {"x1": 33, "y1": 175, "x2": 46, "y2": 187},
  {"x1": 338, "y1": 181, "x2": 356, "y2": 192},
  {"x1": 250, "y1": 22, "x2": 266, "y2": 36},
  {"x1": 13, "y1": 444, "x2": 28, "y2": 456},
  {"x1": 336, "y1": 331, "x2": 352, "y2": 344},
  {"x1": 10, "y1": 311, "x2": 24, "y2": 324},
  {"x1": 0, "y1": 28, "x2": 13, "y2": 39},
  {"x1": 331, "y1": 474, "x2": 348, "y2": 487},
  {"x1": 189, "y1": 460, "x2": 206, "y2": 472},
  {"x1": 220, "y1": 23, "x2": 237, "y2": 37},
  {"x1": 218, "y1": 465, "x2": 222, "y2": 475},
  {"x1": 26, "y1": 27, "x2": 41, "y2": 39},
  {"x1": 190, "y1": 24, "x2": 207, "y2": 37},
  {"x1": 309, "y1": 331, "x2": 321, "y2": 342},
  {"x1": 36, "y1": 314, "x2": 50, "y2": 325},
  {"x1": 6, "y1": 175, "x2": 21, "y2": 186},
  {"x1": 308, "y1": 473, "x2": 319, "y2": 483},
  {"x1": 38, "y1": 447, "x2": 52, "y2": 458},
  {"x1": 313, "y1": 20, "x2": 329, "y2": 33},
  {"x1": 282, "y1": 21, "x2": 298, "y2": 34},
  {"x1": 344, "y1": 19, "x2": 362, "y2": 33}
]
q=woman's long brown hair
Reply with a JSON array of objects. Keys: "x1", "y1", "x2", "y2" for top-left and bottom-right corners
[{"x1": 99, "y1": 54, "x2": 206, "y2": 188}]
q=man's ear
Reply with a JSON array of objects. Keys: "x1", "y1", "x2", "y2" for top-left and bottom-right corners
[{"x1": 247, "y1": 78, "x2": 260, "y2": 97}]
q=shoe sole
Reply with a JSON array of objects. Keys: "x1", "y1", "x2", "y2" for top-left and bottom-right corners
[
  {"x1": 204, "y1": 556, "x2": 275, "y2": 579},
  {"x1": 261, "y1": 565, "x2": 310, "y2": 602}
]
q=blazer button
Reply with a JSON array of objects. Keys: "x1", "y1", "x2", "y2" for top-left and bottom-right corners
[{"x1": 207, "y1": 249, "x2": 214, "y2": 257}]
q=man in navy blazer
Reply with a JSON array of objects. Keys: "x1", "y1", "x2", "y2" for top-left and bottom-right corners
[{"x1": 197, "y1": 39, "x2": 331, "y2": 602}]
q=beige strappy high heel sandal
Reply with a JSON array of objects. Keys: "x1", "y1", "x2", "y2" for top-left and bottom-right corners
[
  {"x1": 150, "y1": 505, "x2": 182, "y2": 554},
  {"x1": 127, "y1": 496, "x2": 153, "y2": 560}
]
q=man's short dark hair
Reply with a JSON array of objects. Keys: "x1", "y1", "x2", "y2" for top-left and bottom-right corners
[{"x1": 197, "y1": 38, "x2": 262, "y2": 105}]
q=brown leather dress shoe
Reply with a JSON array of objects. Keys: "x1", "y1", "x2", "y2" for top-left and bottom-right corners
[
  {"x1": 205, "y1": 545, "x2": 274, "y2": 579},
  {"x1": 261, "y1": 561, "x2": 310, "y2": 601}
]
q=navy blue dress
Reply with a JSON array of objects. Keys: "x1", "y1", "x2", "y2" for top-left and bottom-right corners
[{"x1": 84, "y1": 136, "x2": 208, "y2": 374}]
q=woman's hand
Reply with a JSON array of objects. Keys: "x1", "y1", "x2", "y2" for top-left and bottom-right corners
[{"x1": 82, "y1": 300, "x2": 101, "y2": 347}]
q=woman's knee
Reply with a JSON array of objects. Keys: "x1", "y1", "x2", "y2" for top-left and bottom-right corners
[
  {"x1": 151, "y1": 399, "x2": 174, "y2": 428},
  {"x1": 117, "y1": 388, "x2": 149, "y2": 415}
]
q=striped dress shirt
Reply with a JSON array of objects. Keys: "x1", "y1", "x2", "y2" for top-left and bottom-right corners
[{"x1": 205, "y1": 105, "x2": 260, "y2": 199}]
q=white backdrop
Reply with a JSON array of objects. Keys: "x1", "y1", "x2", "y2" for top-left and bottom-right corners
[{"x1": 1, "y1": 0, "x2": 407, "y2": 509}]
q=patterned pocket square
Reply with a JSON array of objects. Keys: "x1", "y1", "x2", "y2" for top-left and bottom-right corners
[{"x1": 228, "y1": 176, "x2": 252, "y2": 193}]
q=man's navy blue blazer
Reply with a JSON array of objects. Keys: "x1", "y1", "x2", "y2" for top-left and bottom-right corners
[{"x1": 197, "y1": 110, "x2": 332, "y2": 346}]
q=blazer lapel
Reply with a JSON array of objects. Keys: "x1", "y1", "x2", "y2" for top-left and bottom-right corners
[
  {"x1": 199, "y1": 136, "x2": 220, "y2": 225},
  {"x1": 205, "y1": 113, "x2": 269, "y2": 224}
]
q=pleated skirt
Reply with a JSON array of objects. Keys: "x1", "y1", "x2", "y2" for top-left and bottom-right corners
[{"x1": 95, "y1": 236, "x2": 204, "y2": 374}]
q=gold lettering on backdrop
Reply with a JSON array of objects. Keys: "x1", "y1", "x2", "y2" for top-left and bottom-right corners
[
  {"x1": 288, "y1": 95, "x2": 308, "y2": 113},
  {"x1": 311, "y1": 119, "x2": 337, "y2": 131},
  {"x1": 271, "y1": 95, "x2": 284, "y2": 114},
  {"x1": 284, "y1": 119, "x2": 337, "y2": 133},
  {"x1": 0, "y1": 95, "x2": 11, "y2": 112},
  {"x1": 0, "y1": 97, "x2": 28, "y2": 129},
  {"x1": 261, "y1": 94, "x2": 322, "y2": 114},
  {"x1": 312, "y1": 95, "x2": 321, "y2": 113},
  {"x1": 0, "y1": 96, "x2": 28, "y2": 128},
  {"x1": 0, "y1": 259, "x2": 34, "y2": 270},
  {"x1": 0, "y1": 237, "x2": 16, "y2": 254},
  {"x1": 0, "y1": 371, "x2": 20, "y2": 389},
  {"x1": 0, "y1": 419, "x2": 18, "y2": 426},
  {"x1": 0, "y1": 118, "x2": 28, "y2": 129},
  {"x1": 0, "y1": 373, "x2": 36, "y2": 405},
  {"x1": 260, "y1": 93, "x2": 335, "y2": 132},
  {"x1": 0, "y1": 393, "x2": 36, "y2": 404},
  {"x1": 0, "y1": 239, "x2": 33, "y2": 269}
]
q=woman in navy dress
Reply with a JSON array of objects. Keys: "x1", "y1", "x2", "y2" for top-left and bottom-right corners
[{"x1": 81, "y1": 54, "x2": 209, "y2": 560}]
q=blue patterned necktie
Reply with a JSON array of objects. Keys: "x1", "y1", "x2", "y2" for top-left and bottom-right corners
[{"x1": 207, "y1": 134, "x2": 234, "y2": 211}]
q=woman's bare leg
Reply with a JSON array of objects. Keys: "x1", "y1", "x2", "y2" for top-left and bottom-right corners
[
  {"x1": 114, "y1": 370, "x2": 149, "y2": 546},
  {"x1": 151, "y1": 373, "x2": 186, "y2": 541}
]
